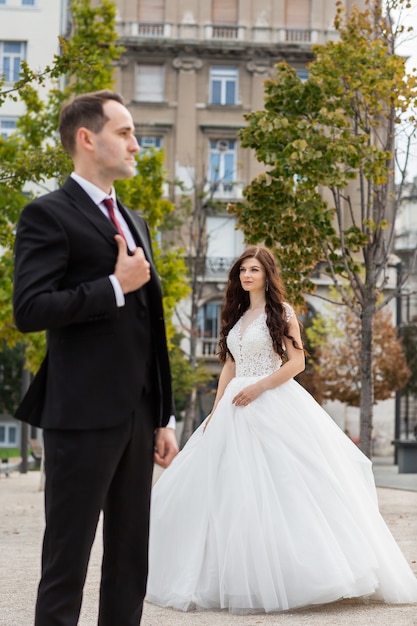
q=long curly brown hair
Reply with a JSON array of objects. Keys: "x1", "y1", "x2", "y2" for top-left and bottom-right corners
[{"x1": 218, "y1": 246, "x2": 303, "y2": 363}]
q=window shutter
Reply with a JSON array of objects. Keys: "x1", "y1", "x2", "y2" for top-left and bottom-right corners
[
  {"x1": 135, "y1": 65, "x2": 165, "y2": 102},
  {"x1": 212, "y1": 0, "x2": 237, "y2": 25},
  {"x1": 138, "y1": 0, "x2": 164, "y2": 22}
]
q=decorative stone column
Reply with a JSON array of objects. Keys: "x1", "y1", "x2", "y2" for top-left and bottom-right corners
[
  {"x1": 172, "y1": 56, "x2": 203, "y2": 190},
  {"x1": 246, "y1": 59, "x2": 273, "y2": 180}
]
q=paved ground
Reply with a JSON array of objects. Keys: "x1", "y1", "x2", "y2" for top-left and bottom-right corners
[{"x1": 1, "y1": 460, "x2": 416, "y2": 626}]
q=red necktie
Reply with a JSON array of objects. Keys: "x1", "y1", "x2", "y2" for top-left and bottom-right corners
[{"x1": 103, "y1": 197, "x2": 126, "y2": 241}]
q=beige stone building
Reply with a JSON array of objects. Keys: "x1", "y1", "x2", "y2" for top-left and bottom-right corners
[
  {"x1": 110, "y1": 0, "x2": 368, "y2": 420},
  {"x1": 114, "y1": 0, "x2": 364, "y2": 204}
]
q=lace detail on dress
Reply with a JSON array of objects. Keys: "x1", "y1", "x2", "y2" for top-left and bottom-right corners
[{"x1": 226, "y1": 304, "x2": 294, "y2": 378}]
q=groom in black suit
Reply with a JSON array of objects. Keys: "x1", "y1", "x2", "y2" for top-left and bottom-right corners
[{"x1": 13, "y1": 90, "x2": 178, "y2": 626}]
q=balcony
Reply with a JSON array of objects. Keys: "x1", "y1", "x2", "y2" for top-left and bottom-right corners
[
  {"x1": 135, "y1": 22, "x2": 166, "y2": 37},
  {"x1": 211, "y1": 25, "x2": 239, "y2": 39},
  {"x1": 196, "y1": 337, "x2": 219, "y2": 358},
  {"x1": 206, "y1": 256, "x2": 235, "y2": 276},
  {"x1": 116, "y1": 21, "x2": 335, "y2": 48},
  {"x1": 205, "y1": 181, "x2": 244, "y2": 201}
]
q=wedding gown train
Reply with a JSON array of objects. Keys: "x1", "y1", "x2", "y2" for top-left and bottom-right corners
[{"x1": 146, "y1": 306, "x2": 417, "y2": 614}]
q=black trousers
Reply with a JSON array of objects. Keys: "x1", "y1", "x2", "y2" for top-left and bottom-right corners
[{"x1": 35, "y1": 393, "x2": 155, "y2": 626}]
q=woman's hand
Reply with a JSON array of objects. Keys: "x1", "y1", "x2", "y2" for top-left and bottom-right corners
[{"x1": 232, "y1": 383, "x2": 263, "y2": 407}]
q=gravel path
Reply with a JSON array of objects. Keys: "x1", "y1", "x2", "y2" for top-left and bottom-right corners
[{"x1": 1, "y1": 470, "x2": 416, "y2": 626}]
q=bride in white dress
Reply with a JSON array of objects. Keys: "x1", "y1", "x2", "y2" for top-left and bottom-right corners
[{"x1": 146, "y1": 246, "x2": 417, "y2": 614}]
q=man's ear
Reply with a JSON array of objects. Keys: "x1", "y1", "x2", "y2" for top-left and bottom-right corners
[{"x1": 76, "y1": 127, "x2": 95, "y2": 152}]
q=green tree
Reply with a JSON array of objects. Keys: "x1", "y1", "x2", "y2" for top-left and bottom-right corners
[
  {"x1": 115, "y1": 148, "x2": 190, "y2": 346},
  {"x1": 169, "y1": 332, "x2": 211, "y2": 416},
  {"x1": 0, "y1": 0, "x2": 189, "y2": 385},
  {"x1": 231, "y1": 0, "x2": 417, "y2": 457}
]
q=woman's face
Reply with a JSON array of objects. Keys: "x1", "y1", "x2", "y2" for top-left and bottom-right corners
[{"x1": 239, "y1": 257, "x2": 266, "y2": 294}]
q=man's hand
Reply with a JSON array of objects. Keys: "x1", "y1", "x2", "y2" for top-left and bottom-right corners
[
  {"x1": 113, "y1": 234, "x2": 151, "y2": 294},
  {"x1": 154, "y1": 427, "x2": 179, "y2": 468}
]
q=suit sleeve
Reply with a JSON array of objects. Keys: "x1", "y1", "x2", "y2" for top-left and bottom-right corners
[{"x1": 13, "y1": 200, "x2": 118, "y2": 333}]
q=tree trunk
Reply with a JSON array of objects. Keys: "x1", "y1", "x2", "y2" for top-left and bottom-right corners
[
  {"x1": 19, "y1": 366, "x2": 31, "y2": 474},
  {"x1": 180, "y1": 388, "x2": 197, "y2": 449},
  {"x1": 359, "y1": 303, "x2": 374, "y2": 458}
]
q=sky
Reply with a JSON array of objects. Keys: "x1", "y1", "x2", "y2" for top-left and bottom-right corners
[{"x1": 395, "y1": 1, "x2": 417, "y2": 181}]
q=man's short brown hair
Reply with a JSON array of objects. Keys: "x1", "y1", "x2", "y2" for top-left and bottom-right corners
[{"x1": 58, "y1": 90, "x2": 125, "y2": 156}]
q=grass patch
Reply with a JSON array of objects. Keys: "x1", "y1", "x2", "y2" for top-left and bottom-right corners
[{"x1": 0, "y1": 447, "x2": 20, "y2": 460}]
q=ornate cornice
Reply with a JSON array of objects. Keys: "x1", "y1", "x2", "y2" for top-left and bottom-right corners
[
  {"x1": 246, "y1": 60, "x2": 272, "y2": 74},
  {"x1": 119, "y1": 39, "x2": 313, "y2": 64},
  {"x1": 172, "y1": 56, "x2": 203, "y2": 71}
]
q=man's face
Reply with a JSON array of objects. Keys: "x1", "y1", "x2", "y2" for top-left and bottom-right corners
[{"x1": 92, "y1": 99, "x2": 139, "y2": 182}]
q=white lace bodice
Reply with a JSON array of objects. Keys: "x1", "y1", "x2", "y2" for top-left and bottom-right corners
[{"x1": 226, "y1": 303, "x2": 294, "y2": 378}]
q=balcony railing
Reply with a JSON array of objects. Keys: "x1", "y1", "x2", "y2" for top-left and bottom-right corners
[
  {"x1": 211, "y1": 25, "x2": 240, "y2": 39},
  {"x1": 116, "y1": 22, "x2": 335, "y2": 46},
  {"x1": 206, "y1": 256, "x2": 235, "y2": 275},
  {"x1": 136, "y1": 22, "x2": 165, "y2": 37},
  {"x1": 206, "y1": 182, "x2": 244, "y2": 200},
  {"x1": 285, "y1": 29, "x2": 313, "y2": 43},
  {"x1": 197, "y1": 337, "x2": 219, "y2": 358},
  {"x1": 119, "y1": 22, "x2": 171, "y2": 37}
]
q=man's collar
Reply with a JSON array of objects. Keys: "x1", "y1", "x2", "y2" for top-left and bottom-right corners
[{"x1": 70, "y1": 172, "x2": 116, "y2": 205}]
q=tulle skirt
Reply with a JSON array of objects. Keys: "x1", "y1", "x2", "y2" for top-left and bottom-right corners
[{"x1": 146, "y1": 377, "x2": 417, "y2": 614}]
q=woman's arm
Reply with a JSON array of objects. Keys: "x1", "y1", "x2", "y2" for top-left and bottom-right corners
[{"x1": 204, "y1": 355, "x2": 236, "y2": 430}]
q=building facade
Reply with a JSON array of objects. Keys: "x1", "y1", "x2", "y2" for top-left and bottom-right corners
[
  {"x1": 0, "y1": 0, "x2": 67, "y2": 137},
  {"x1": 5, "y1": 1, "x2": 399, "y2": 448},
  {"x1": 111, "y1": 0, "x2": 388, "y2": 431},
  {"x1": 112, "y1": 0, "x2": 365, "y2": 368}
]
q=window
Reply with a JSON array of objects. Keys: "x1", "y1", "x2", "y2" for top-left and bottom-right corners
[
  {"x1": 8, "y1": 425, "x2": 16, "y2": 444},
  {"x1": 212, "y1": 0, "x2": 237, "y2": 25},
  {"x1": 0, "y1": 117, "x2": 17, "y2": 138},
  {"x1": 0, "y1": 41, "x2": 26, "y2": 82},
  {"x1": 197, "y1": 302, "x2": 222, "y2": 355},
  {"x1": 138, "y1": 0, "x2": 164, "y2": 21},
  {"x1": 208, "y1": 139, "x2": 236, "y2": 192},
  {"x1": 0, "y1": 0, "x2": 7, "y2": 6},
  {"x1": 286, "y1": 0, "x2": 311, "y2": 28},
  {"x1": 138, "y1": 136, "x2": 163, "y2": 151},
  {"x1": 206, "y1": 216, "x2": 244, "y2": 264},
  {"x1": 0, "y1": 423, "x2": 18, "y2": 446},
  {"x1": 21, "y1": 0, "x2": 35, "y2": 5},
  {"x1": 296, "y1": 69, "x2": 309, "y2": 82},
  {"x1": 210, "y1": 67, "x2": 238, "y2": 105},
  {"x1": 135, "y1": 64, "x2": 165, "y2": 102}
]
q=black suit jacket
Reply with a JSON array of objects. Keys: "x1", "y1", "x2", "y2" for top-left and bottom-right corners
[{"x1": 13, "y1": 177, "x2": 173, "y2": 430}]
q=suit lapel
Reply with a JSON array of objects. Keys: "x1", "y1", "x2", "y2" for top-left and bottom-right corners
[
  {"x1": 117, "y1": 202, "x2": 160, "y2": 284},
  {"x1": 117, "y1": 203, "x2": 152, "y2": 259},
  {"x1": 62, "y1": 177, "x2": 116, "y2": 244}
]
